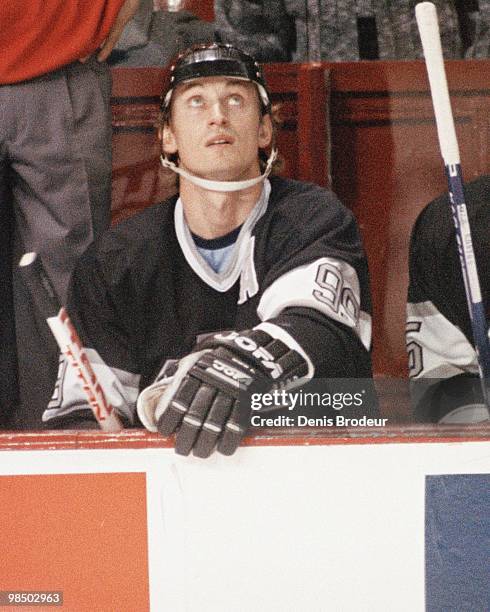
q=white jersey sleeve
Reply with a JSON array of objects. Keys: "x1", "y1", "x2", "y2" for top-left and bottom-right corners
[{"x1": 45, "y1": 350, "x2": 140, "y2": 426}]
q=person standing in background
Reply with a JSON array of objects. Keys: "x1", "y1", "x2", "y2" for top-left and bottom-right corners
[
  {"x1": 0, "y1": 0, "x2": 141, "y2": 428},
  {"x1": 462, "y1": 0, "x2": 490, "y2": 57},
  {"x1": 214, "y1": 0, "x2": 462, "y2": 62},
  {"x1": 107, "y1": 0, "x2": 215, "y2": 67}
]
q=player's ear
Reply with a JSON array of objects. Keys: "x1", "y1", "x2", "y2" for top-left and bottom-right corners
[
  {"x1": 258, "y1": 114, "x2": 273, "y2": 149},
  {"x1": 161, "y1": 123, "x2": 178, "y2": 155}
]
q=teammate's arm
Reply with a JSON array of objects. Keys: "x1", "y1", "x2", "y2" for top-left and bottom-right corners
[
  {"x1": 97, "y1": 0, "x2": 141, "y2": 61},
  {"x1": 406, "y1": 200, "x2": 487, "y2": 423}
]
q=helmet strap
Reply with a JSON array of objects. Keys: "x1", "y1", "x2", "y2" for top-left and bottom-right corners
[{"x1": 160, "y1": 147, "x2": 278, "y2": 193}]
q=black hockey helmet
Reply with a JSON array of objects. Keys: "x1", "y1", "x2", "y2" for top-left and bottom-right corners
[
  {"x1": 161, "y1": 43, "x2": 272, "y2": 116},
  {"x1": 159, "y1": 43, "x2": 277, "y2": 192}
]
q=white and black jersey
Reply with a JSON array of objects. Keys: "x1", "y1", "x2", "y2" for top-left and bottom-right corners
[
  {"x1": 48, "y1": 176, "x2": 373, "y2": 426},
  {"x1": 406, "y1": 175, "x2": 490, "y2": 422}
]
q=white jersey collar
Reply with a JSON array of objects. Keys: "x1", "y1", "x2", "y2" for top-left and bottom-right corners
[{"x1": 174, "y1": 179, "x2": 271, "y2": 292}]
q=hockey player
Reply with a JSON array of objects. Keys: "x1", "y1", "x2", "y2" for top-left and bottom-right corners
[
  {"x1": 48, "y1": 43, "x2": 375, "y2": 455},
  {"x1": 406, "y1": 175, "x2": 490, "y2": 423}
]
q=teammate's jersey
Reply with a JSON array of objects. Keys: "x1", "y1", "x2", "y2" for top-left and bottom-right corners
[
  {"x1": 406, "y1": 175, "x2": 490, "y2": 422},
  {"x1": 48, "y1": 176, "x2": 373, "y2": 425}
]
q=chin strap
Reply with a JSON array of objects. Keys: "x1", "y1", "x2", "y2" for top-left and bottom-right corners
[{"x1": 160, "y1": 147, "x2": 278, "y2": 193}]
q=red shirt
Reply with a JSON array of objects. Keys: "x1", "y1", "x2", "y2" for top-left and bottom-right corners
[{"x1": 0, "y1": 0, "x2": 126, "y2": 84}]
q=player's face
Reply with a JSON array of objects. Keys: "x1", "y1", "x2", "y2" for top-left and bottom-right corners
[{"x1": 162, "y1": 77, "x2": 272, "y2": 183}]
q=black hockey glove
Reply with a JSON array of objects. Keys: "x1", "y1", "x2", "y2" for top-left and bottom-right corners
[{"x1": 139, "y1": 329, "x2": 308, "y2": 458}]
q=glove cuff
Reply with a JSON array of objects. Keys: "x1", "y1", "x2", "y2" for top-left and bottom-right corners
[{"x1": 137, "y1": 350, "x2": 210, "y2": 431}]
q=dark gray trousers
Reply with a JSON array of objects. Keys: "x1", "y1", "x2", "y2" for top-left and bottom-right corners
[{"x1": 0, "y1": 58, "x2": 112, "y2": 429}]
